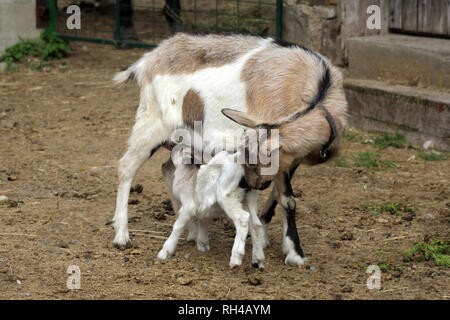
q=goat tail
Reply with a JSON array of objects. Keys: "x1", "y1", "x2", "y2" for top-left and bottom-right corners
[{"x1": 113, "y1": 64, "x2": 138, "y2": 87}]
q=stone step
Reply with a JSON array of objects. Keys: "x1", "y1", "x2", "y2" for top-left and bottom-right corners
[
  {"x1": 344, "y1": 78, "x2": 450, "y2": 151},
  {"x1": 348, "y1": 34, "x2": 450, "y2": 89}
]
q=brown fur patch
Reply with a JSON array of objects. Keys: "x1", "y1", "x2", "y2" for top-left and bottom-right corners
[
  {"x1": 241, "y1": 44, "x2": 316, "y2": 119},
  {"x1": 162, "y1": 157, "x2": 175, "y2": 187},
  {"x1": 182, "y1": 89, "x2": 204, "y2": 129},
  {"x1": 142, "y1": 33, "x2": 264, "y2": 82},
  {"x1": 240, "y1": 43, "x2": 348, "y2": 163}
]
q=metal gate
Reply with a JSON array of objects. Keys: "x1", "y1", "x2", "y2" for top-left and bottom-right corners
[{"x1": 46, "y1": 0, "x2": 283, "y2": 48}]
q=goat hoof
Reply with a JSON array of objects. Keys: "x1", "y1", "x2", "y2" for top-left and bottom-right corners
[
  {"x1": 230, "y1": 257, "x2": 242, "y2": 269},
  {"x1": 288, "y1": 199, "x2": 296, "y2": 210},
  {"x1": 112, "y1": 229, "x2": 131, "y2": 250},
  {"x1": 230, "y1": 253, "x2": 244, "y2": 269},
  {"x1": 284, "y1": 253, "x2": 306, "y2": 267},
  {"x1": 186, "y1": 233, "x2": 197, "y2": 243},
  {"x1": 113, "y1": 240, "x2": 131, "y2": 250},
  {"x1": 157, "y1": 249, "x2": 172, "y2": 260},
  {"x1": 197, "y1": 243, "x2": 210, "y2": 252},
  {"x1": 251, "y1": 262, "x2": 265, "y2": 271}
]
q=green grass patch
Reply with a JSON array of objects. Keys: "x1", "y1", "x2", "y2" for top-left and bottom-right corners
[
  {"x1": 379, "y1": 159, "x2": 399, "y2": 168},
  {"x1": 335, "y1": 152, "x2": 398, "y2": 169},
  {"x1": 334, "y1": 157, "x2": 350, "y2": 168},
  {"x1": 352, "y1": 152, "x2": 380, "y2": 168},
  {"x1": 364, "y1": 203, "x2": 400, "y2": 215},
  {"x1": 363, "y1": 203, "x2": 416, "y2": 215},
  {"x1": 351, "y1": 152, "x2": 398, "y2": 169},
  {"x1": 343, "y1": 129, "x2": 361, "y2": 142},
  {"x1": 375, "y1": 250, "x2": 387, "y2": 256},
  {"x1": 405, "y1": 238, "x2": 450, "y2": 267},
  {"x1": 378, "y1": 263, "x2": 391, "y2": 273},
  {"x1": 353, "y1": 261, "x2": 400, "y2": 273},
  {"x1": 402, "y1": 206, "x2": 417, "y2": 214},
  {"x1": 377, "y1": 263, "x2": 402, "y2": 273},
  {"x1": 354, "y1": 263, "x2": 368, "y2": 270},
  {"x1": 362, "y1": 133, "x2": 406, "y2": 149},
  {"x1": 0, "y1": 31, "x2": 70, "y2": 70},
  {"x1": 418, "y1": 152, "x2": 449, "y2": 162}
]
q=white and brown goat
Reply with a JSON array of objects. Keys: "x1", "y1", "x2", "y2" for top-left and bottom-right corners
[{"x1": 111, "y1": 33, "x2": 347, "y2": 266}]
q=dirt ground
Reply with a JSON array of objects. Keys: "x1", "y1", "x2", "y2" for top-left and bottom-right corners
[{"x1": 0, "y1": 42, "x2": 449, "y2": 300}]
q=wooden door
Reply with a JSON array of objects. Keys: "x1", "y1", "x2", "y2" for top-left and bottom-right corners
[{"x1": 389, "y1": 0, "x2": 450, "y2": 37}]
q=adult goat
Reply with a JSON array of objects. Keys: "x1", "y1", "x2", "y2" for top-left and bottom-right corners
[{"x1": 112, "y1": 33, "x2": 347, "y2": 266}]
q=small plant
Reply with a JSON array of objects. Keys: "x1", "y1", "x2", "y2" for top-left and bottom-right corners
[
  {"x1": 0, "y1": 31, "x2": 70, "y2": 70},
  {"x1": 418, "y1": 152, "x2": 448, "y2": 162},
  {"x1": 362, "y1": 133, "x2": 406, "y2": 149},
  {"x1": 377, "y1": 263, "x2": 402, "y2": 273},
  {"x1": 377, "y1": 263, "x2": 391, "y2": 273},
  {"x1": 363, "y1": 203, "x2": 415, "y2": 215},
  {"x1": 402, "y1": 206, "x2": 417, "y2": 214},
  {"x1": 405, "y1": 238, "x2": 450, "y2": 267},
  {"x1": 364, "y1": 203, "x2": 400, "y2": 215},
  {"x1": 383, "y1": 203, "x2": 401, "y2": 214},
  {"x1": 354, "y1": 263, "x2": 368, "y2": 270}
]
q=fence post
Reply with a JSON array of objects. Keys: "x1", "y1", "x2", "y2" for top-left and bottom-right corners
[
  {"x1": 276, "y1": 0, "x2": 283, "y2": 40},
  {"x1": 114, "y1": 0, "x2": 121, "y2": 42},
  {"x1": 48, "y1": 0, "x2": 57, "y2": 35}
]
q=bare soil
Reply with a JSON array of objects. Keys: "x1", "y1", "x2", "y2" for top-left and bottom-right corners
[{"x1": 0, "y1": 42, "x2": 449, "y2": 300}]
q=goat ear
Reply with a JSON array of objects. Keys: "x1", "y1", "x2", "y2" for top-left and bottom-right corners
[{"x1": 221, "y1": 109, "x2": 259, "y2": 128}]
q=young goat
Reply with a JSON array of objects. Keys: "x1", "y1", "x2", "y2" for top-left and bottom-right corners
[
  {"x1": 112, "y1": 33, "x2": 347, "y2": 266},
  {"x1": 159, "y1": 145, "x2": 265, "y2": 269}
]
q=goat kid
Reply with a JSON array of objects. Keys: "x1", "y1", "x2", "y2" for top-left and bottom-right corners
[{"x1": 159, "y1": 146, "x2": 265, "y2": 269}]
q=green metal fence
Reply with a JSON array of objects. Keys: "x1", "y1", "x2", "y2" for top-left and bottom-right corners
[{"x1": 47, "y1": 0, "x2": 283, "y2": 48}]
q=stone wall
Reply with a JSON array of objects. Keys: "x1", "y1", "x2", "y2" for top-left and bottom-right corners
[
  {"x1": 283, "y1": 0, "x2": 339, "y2": 62},
  {"x1": 283, "y1": 0, "x2": 390, "y2": 65}
]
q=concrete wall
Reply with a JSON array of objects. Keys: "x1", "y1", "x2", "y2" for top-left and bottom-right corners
[{"x1": 0, "y1": 0, "x2": 43, "y2": 55}]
